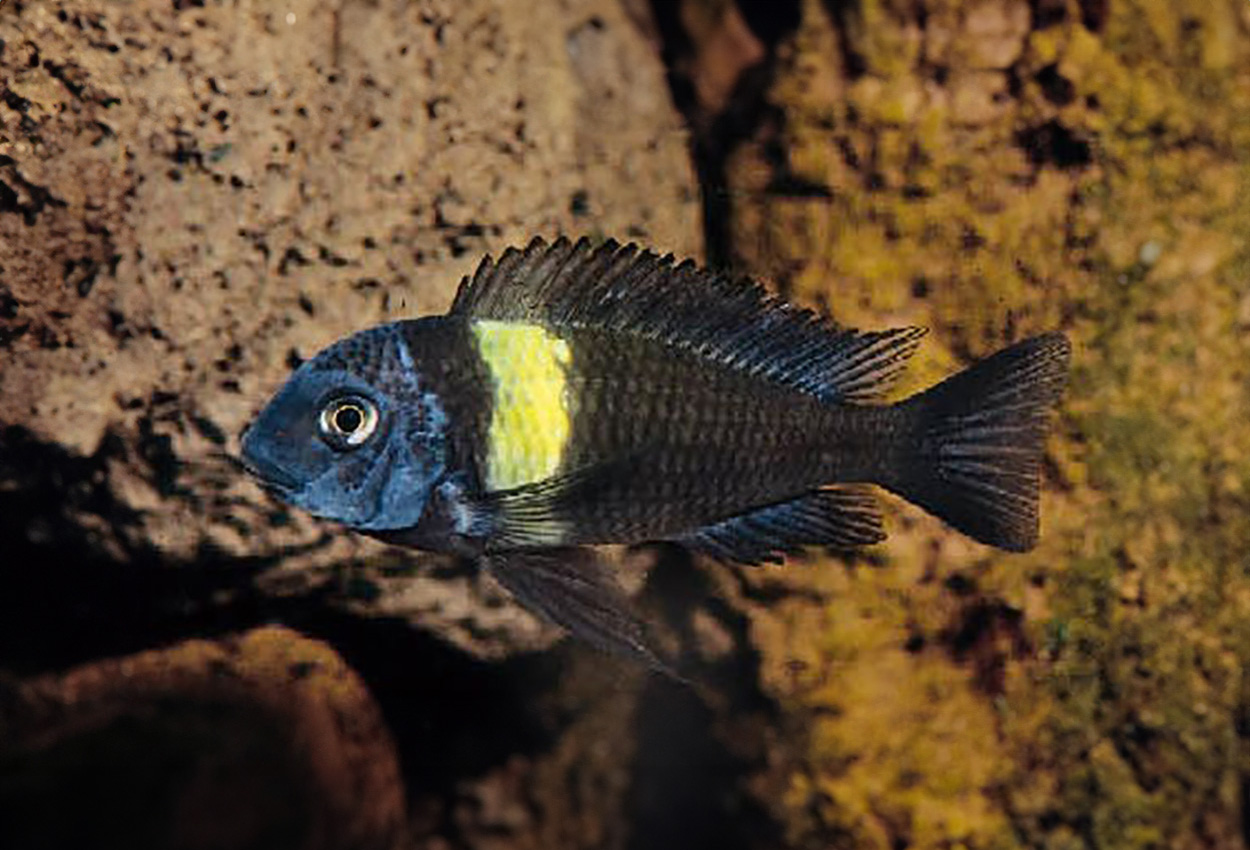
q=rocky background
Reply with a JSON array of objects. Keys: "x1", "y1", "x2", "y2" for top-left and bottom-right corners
[{"x1": 2, "y1": 0, "x2": 1249, "y2": 848}]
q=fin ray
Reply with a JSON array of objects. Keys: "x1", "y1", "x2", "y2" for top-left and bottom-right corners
[
  {"x1": 683, "y1": 486, "x2": 885, "y2": 565},
  {"x1": 886, "y1": 332, "x2": 1071, "y2": 551},
  {"x1": 452, "y1": 237, "x2": 925, "y2": 402},
  {"x1": 484, "y1": 547, "x2": 681, "y2": 678},
  {"x1": 482, "y1": 459, "x2": 635, "y2": 548}
]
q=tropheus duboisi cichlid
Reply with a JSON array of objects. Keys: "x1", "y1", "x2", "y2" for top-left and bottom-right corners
[{"x1": 240, "y1": 237, "x2": 1071, "y2": 676}]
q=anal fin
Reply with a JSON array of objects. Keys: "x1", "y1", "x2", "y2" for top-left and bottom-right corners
[
  {"x1": 484, "y1": 547, "x2": 683, "y2": 679},
  {"x1": 683, "y1": 486, "x2": 885, "y2": 565}
]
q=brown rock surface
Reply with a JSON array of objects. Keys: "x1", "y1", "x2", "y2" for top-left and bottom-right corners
[
  {"x1": 663, "y1": 0, "x2": 1250, "y2": 847},
  {"x1": 13, "y1": 1, "x2": 1249, "y2": 849},
  {"x1": 0, "y1": 1, "x2": 717, "y2": 846},
  {"x1": 0, "y1": 0, "x2": 699, "y2": 657},
  {"x1": 0, "y1": 627, "x2": 407, "y2": 850}
]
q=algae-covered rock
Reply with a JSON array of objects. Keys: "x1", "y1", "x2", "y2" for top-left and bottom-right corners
[
  {"x1": 688, "y1": 0, "x2": 1250, "y2": 846},
  {"x1": 6, "y1": 0, "x2": 1250, "y2": 847}
]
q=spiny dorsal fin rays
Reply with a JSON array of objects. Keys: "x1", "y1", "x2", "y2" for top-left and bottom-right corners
[
  {"x1": 452, "y1": 236, "x2": 926, "y2": 403},
  {"x1": 824, "y1": 327, "x2": 928, "y2": 401}
]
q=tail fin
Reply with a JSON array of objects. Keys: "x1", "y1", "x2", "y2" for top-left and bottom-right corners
[{"x1": 887, "y1": 333, "x2": 1071, "y2": 551}]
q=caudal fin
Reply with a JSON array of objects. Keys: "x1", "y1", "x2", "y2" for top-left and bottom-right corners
[{"x1": 888, "y1": 333, "x2": 1071, "y2": 551}]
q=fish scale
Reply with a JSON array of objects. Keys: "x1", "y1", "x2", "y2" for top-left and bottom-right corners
[{"x1": 548, "y1": 325, "x2": 867, "y2": 543}]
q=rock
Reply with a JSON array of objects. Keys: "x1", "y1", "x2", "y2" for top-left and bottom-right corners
[
  {"x1": 0, "y1": 0, "x2": 699, "y2": 658},
  {"x1": 959, "y1": 0, "x2": 1030, "y2": 70},
  {"x1": 948, "y1": 70, "x2": 1009, "y2": 125},
  {"x1": 679, "y1": 0, "x2": 766, "y2": 121},
  {"x1": 708, "y1": 0, "x2": 1250, "y2": 847},
  {"x1": 0, "y1": 627, "x2": 407, "y2": 850}
]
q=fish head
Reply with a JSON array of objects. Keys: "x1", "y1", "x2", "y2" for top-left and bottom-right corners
[{"x1": 240, "y1": 322, "x2": 448, "y2": 531}]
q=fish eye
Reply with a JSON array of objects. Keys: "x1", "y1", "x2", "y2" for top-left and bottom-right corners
[{"x1": 318, "y1": 396, "x2": 379, "y2": 448}]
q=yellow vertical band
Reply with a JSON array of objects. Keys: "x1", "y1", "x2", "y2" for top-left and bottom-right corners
[{"x1": 471, "y1": 320, "x2": 573, "y2": 492}]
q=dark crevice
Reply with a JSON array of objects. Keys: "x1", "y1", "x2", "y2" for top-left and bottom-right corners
[
  {"x1": 1077, "y1": 0, "x2": 1110, "y2": 32},
  {"x1": 0, "y1": 424, "x2": 572, "y2": 841},
  {"x1": 0, "y1": 425, "x2": 296, "y2": 675},
  {"x1": 939, "y1": 598, "x2": 1030, "y2": 696},
  {"x1": 737, "y1": 0, "x2": 801, "y2": 46},
  {"x1": 1030, "y1": 0, "x2": 1068, "y2": 30},
  {"x1": 0, "y1": 165, "x2": 67, "y2": 225},
  {"x1": 822, "y1": 0, "x2": 867, "y2": 80},
  {"x1": 287, "y1": 610, "x2": 564, "y2": 806},
  {"x1": 625, "y1": 544, "x2": 783, "y2": 850},
  {"x1": 1236, "y1": 694, "x2": 1250, "y2": 849},
  {"x1": 1030, "y1": 0, "x2": 1108, "y2": 32},
  {"x1": 1016, "y1": 120, "x2": 1093, "y2": 169},
  {"x1": 1036, "y1": 63, "x2": 1076, "y2": 107},
  {"x1": 646, "y1": 0, "x2": 801, "y2": 270}
]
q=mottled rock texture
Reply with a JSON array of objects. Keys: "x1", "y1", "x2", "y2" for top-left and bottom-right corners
[
  {"x1": 0, "y1": 0, "x2": 710, "y2": 848},
  {"x1": 6, "y1": 0, "x2": 1250, "y2": 849},
  {"x1": 0, "y1": 0, "x2": 698, "y2": 656},
  {"x1": 0, "y1": 627, "x2": 408, "y2": 850},
  {"x1": 664, "y1": 0, "x2": 1250, "y2": 848}
]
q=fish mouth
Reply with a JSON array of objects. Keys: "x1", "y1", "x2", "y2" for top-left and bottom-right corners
[{"x1": 233, "y1": 449, "x2": 303, "y2": 495}]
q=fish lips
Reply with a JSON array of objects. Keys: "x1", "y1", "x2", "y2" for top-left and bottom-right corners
[{"x1": 238, "y1": 427, "x2": 305, "y2": 496}]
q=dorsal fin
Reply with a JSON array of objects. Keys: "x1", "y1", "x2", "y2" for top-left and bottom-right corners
[{"x1": 451, "y1": 236, "x2": 926, "y2": 402}]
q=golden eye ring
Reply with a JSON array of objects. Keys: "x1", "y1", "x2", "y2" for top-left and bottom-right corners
[{"x1": 319, "y1": 396, "x2": 379, "y2": 447}]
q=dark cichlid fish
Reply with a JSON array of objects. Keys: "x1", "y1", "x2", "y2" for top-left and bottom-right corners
[{"x1": 241, "y1": 237, "x2": 1070, "y2": 674}]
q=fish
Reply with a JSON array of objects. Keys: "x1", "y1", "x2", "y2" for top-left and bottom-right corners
[{"x1": 240, "y1": 236, "x2": 1071, "y2": 675}]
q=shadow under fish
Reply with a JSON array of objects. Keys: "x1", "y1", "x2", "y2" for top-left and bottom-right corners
[{"x1": 240, "y1": 237, "x2": 1071, "y2": 677}]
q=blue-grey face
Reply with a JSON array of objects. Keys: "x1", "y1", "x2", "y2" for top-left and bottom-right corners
[{"x1": 240, "y1": 324, "x2": 447, "y2": 531}]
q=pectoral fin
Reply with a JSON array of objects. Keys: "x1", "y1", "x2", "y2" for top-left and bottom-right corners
[
  {"x1": 481, "y1": 456, "x2": 643, "y2": 548},
  {"x1": 483, "y1": 547, "x2": 682, "y2": 679}
]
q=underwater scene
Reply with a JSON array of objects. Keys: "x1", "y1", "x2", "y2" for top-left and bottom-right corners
[{"x1": 1, "y1": 0, "x2": 1248, "y2": 848}]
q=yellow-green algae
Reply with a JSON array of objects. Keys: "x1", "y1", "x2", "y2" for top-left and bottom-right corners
[{"x1": 725, "y1": 0, "x2": 1250, "y2": 846}]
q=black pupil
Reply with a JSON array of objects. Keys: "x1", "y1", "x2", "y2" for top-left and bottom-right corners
[{"x1": 334, "y1": 405, "x2": 364, "y2": 433}]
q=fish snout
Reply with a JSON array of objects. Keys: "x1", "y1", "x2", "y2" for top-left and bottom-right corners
[{"x1": 239, "y1": 428, "x2": 304, "y2": 493}]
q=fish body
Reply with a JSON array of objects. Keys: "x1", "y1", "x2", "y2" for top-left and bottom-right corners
[{"x1": 241, "y1": 237, "x2": 1070, "y2": 672}]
